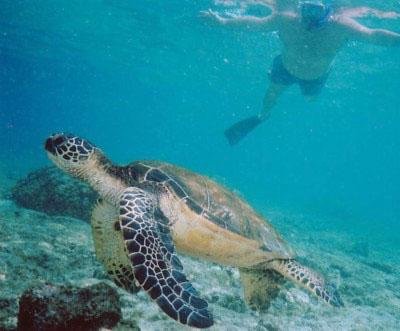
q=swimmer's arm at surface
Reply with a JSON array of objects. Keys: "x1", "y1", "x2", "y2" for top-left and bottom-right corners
[
  {"x1": 338, "y1": 17, "x2": 400, "y2": 47},
  {"x1": 201, "y1": 9, "x2": 278, "y2": 29},
  {"x1": 338, "y1": 7, "x2": 400, "y2": 20}
]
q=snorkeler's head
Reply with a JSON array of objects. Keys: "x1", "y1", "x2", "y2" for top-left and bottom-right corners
[{"x1": 300, "y1": 1, "x2": 331, "y2": 30}]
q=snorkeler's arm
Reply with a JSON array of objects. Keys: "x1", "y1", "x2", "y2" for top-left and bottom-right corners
[
  {"x1": 338, "y1": 7, "x2": 400, "y2": 20},
  {"x1": 338, "y1": 16, "x2": 400, "y2": 47},
  {"x1": 201, "y1": 9, "x2": 278, "y2": 30}
]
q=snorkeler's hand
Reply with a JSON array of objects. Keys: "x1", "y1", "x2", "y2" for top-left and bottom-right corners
[{"x1": 200, "y1": 9, "x2": 227, "y2": 24}]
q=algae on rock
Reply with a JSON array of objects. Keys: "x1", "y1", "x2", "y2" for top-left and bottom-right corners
[{"x1": 11, "y1": 166, "x2": 97, "y2": 222}]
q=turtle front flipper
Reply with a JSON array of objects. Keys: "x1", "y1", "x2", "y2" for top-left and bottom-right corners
[
  {"x1": 119, "y1": 187, "x2": 213, "y2": 329},
  {"x1": 269, "y1": 259, "x2": 343, "y2": 307},
  {"x1": 92, "y1": 199, "x2": 140, "y2": 293}
]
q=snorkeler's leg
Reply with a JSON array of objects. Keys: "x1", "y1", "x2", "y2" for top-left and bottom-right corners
[
  {"x1": 224, "y1": 83, "x2": 287, "y2": 146},
  {"x1": 259, "y1": 82, "x2": 288, "y2": 120}
]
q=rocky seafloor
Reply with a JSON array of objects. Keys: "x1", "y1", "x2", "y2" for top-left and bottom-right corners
[{"x1": 1, "y1": 168, "x2": 399, "y2": 330}]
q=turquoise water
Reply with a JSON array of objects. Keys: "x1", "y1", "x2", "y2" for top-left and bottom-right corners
[{"x1": 1, "y1": 0, "x2": 400, "y2": 330}]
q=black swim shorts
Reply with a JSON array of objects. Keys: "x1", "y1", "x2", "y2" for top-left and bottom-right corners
[{"x1": 269, "y1": 55, "x2": 329, "y2": 96}]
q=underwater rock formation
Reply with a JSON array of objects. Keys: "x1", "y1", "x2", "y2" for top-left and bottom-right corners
[
  {"x1": 11, "y1": 167, "x2": 97, "y2": 222},
  {"x1": 17, "y1": 282, "x2": 121, "y2": 331},
  {"x1": 0, "y1": 199, "x2": 105, "y2": 331}
]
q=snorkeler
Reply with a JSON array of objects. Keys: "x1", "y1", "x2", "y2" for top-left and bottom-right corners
[{"x1": 203, "y1": 1, "x2": 400, "y2": 145}]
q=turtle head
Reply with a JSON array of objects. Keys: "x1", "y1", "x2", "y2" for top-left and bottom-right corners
[{"x1": 45, "y1": 133, "x2": 107, "y2": 179}]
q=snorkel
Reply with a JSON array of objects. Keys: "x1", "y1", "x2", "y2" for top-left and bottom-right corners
[{"x1": 300, "y1": 1, "x2": 332, "y2": 30}]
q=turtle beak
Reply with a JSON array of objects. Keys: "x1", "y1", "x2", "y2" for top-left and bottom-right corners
[
  {"x1": 45, "y1": 138, "x2": 56, "y2": 155},
  {"x1": 44, "y1": 134, "x2": 66, "y2": 155},
  {"x1": 44, "y1": 138, "x2": 55, "y2": 154}
]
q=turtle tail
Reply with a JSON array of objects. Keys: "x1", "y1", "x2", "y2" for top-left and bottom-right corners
[{"x1": 269, "y1": 259, "x2": 343, "y2": 307}]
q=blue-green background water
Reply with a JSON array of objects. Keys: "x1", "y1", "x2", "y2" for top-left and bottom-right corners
[
  {"x1": 0, "y1": 0, "x2": 399, "y2": 327},
  {"x1": 2, "y1": 0, "x2": 399, "y2": 227}
]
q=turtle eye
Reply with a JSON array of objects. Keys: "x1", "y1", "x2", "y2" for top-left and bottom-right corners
[{"x1": 53, "y1": 136, "x2": 65, "y2": 146}]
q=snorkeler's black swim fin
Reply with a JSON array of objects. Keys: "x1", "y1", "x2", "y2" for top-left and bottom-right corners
[{"x1": 224, "y1": 116, "x2": 263, "y2": 146}]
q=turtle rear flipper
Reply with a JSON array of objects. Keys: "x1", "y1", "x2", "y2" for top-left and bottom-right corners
[
  {"x1": 119, "y1": 187, "x2": 213, "y2": 329},
  {"x1": 240, "y1": 268, "x2": 284, "y2": 311},
  {"x1": 270, "y1": 259, "x2": 344, "y2": 307}
]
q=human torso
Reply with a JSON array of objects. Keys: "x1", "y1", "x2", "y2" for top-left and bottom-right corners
[{"x1": 277, "y1": 15, "x2": 347, "y2": 80}]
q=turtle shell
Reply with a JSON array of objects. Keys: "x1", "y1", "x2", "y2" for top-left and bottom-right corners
[{"x1": 124, "y1": 160, "x2": 293, "y2": 259}]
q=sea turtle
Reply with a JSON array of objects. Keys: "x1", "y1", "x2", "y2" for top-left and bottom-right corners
[{"x1": 44, "y1": 133, "x2": 342, "y2": 329}]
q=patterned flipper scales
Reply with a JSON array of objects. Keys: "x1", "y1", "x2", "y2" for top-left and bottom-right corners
[
  {"x1": 270, "y1": 259, "x2": 344, "y2": 307},
  {"x1": 119, "y1": 187, "x2": 213, "y2": 329}
]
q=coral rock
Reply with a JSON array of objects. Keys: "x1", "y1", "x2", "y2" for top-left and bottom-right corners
[
  {"x1": 17, "y1": 283, "x2": 121, "y2": 331},
  {"x1": 11, "y1": 167, "x2": 97, "y2": 222}
]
